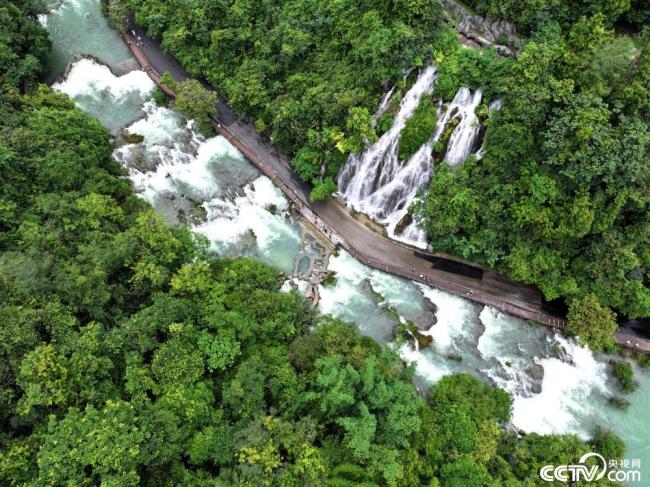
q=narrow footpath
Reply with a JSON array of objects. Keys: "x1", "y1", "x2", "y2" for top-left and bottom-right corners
[{"x1": 119, "y1": 25, "x2": 650, "y2": 353}]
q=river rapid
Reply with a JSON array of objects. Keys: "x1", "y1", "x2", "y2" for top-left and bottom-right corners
[{"x1": 43, "y1": 0, "x2": 650, "y2": 473}]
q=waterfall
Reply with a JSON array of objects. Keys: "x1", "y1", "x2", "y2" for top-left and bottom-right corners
[
  {"x1": 338, "y1": 66, "x2": 485, "y2": 248},
  {"x1": 371, "y1": 87, "x2": 395, "y2": 127},
  {"x1": 338, "y1": 66, "x2": 438, "y2": 202},
  {"x1": 439, "y1": 87, "x2": 483, "y2": 165}
]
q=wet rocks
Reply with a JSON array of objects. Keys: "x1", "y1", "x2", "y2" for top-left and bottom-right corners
[
  {"x1": 117, "y1": 143, "x2": 150, "y2": 172},
  {"x1": 120, "y1": 130, "x2": 145, "y2": 144},
  {"x1": 394, "y1": 212, "x2": 413, "y2": 236},
  {"x1": 527, "y1": 363, "x2": 545, "y2": 381},
  {"x1": 57, "y1": 53, "x2": 103, "y2": 83},
  {"x1": 526, "y1": 363, "x2": 545, "y2": 394},
  {"x1": 361, "y1": 278, "x2": 386, "y2": 305},
  {"x1": 420, "y1": 295, "x2": 439, "y2": 329},
  {"x1": 292, "y1": 227, "x2": 333, "y2": 307},
  {"x1": 395, "y1": 321, "x2": 434, "y2": 351}
]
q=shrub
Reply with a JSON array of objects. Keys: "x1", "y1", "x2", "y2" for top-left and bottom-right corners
[
  {"x1": 151, "y1": 87, "x2": 168, "y2": 106},
  {"x1": 398, "y1": 98, "x2": 437, "y2": 160},
  {"x1": 609, "y1": 360, "x2": 637, "y2": 393},
  {"x1": 375, "y1": 112, "x2": 394, "y2": 137}
]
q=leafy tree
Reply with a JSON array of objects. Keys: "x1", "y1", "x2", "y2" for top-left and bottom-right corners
[
  {"x1": 567, "y1": 294, "x2": 618, "y2": 350},
  {"x1": 439, "y1": 456, "x2": 489, "y2": 487},
  {"x1": 310, "y1": 177, "x2": 338, "y2": 201},
  {"x1": 173, "y1": 78, "x2": 217, "y2": 122},
  {"x1": 106, "y1": 0, "x2": 130, "y2": 33},
  {"x1": 0, "y1": 1, "x2": 49, "y2": 92},
  {"x1": 36, "y1": 401, "x2": 148, "y2": 485}
]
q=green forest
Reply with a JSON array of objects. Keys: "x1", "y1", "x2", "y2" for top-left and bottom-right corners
[
  {"x1": 415, "y1": 2, "x2": 650, "y2": 349},
  {"x1": 0, "y1": 0, "x2": 633, "y2": 485}
]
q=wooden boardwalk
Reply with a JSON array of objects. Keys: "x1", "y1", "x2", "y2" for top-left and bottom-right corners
[{"x1": 117, "y1": 29, "x2": 650, "y2": 353}]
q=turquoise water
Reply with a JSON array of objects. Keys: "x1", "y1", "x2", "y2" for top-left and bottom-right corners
[{"x1": 41, "y1": 0, "x2": 133, "y2": 83}]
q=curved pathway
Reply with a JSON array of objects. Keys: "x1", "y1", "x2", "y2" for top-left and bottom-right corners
[{"x1": 119, "y1": 25, "x2": 650, "y2": 353}]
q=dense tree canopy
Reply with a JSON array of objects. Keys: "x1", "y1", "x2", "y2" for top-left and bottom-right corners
[
  {"x1": 0, "y1": 82, "x2": 626, "y2": 486},
  {"x1": 0, "y1": 2, "x2": 630, "y2": 484},
  {"x1": 417, "y1": 11, "x2": 650, "y2": 324},
  {"x1": 0, "y1": 0, "x2": 49, "y2": 92}
]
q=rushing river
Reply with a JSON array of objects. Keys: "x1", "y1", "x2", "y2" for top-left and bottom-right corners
[{"x1": 44, "y1": 0, "x2": 650, "y2": 474}]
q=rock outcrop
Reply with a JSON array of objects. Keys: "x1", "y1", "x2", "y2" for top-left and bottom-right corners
[{"x1": 442, "y1": 0, "x2": 519, "y2": 57}]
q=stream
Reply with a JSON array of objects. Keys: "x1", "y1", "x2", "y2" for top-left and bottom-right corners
[{"x1": 43, "y1": 0, "x2": 650, "y2": 473}]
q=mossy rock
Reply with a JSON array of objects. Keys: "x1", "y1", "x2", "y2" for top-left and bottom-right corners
[
  {"x1": 476, "y1": 103, "x2": 490, "y2": 123},
  {"x1": 609, "y1": 359, "x2": 637, "y2": 394},
  {"x1": 184, "y1": 195, "x2": 208, "y2": 224},
  {"x1": 414, "y1": 329, "x2": 433, "y2": 349},
  {"x1": 394, "y1": 320, "x2": 433, "y2": 350},
  {"x1": 360, "y1": 278, "x2": 385, "y2": 305},
  {"x1": 394, "y1": 212, "x2": 413, "y2": 236},
  {"x1": 608, "y1": 395, "x2": 630, "y2": 410},
  {"x1": 432, "y1": 114, "x2": 461, "y2": 158},
  {"x1": 120, "y1": 130, "x2": 145, "y2": 144},
  {"x1": 321, "y1": 271, "x2": 337, "y2": 288}
]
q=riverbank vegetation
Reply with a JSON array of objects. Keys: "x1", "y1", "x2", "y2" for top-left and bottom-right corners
[
  {"x1": 417, "y1": 4, "x2": 650, "y2": 347},
  {"x1": 0, "y1": 1, "x2": 628, "y2": 484}
]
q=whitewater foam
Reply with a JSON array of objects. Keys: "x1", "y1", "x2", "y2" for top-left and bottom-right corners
[
  {"x1": 477, "y1": 307, "x2": 613, "y2": 438},
  {"x1": 53, "y1": 58, "x2": 154, "y2": 131},
  {"x1": 417, "y1": 283, "x2": 478, "y2": 352}
]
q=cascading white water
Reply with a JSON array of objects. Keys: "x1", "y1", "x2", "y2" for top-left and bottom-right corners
[
  {"x1": 371, "y1": 87, "x2": 395, "y2": 127},
  {"x1": 338, "y1": 67, "x2": 485, "y2": 248},
  {"x1": 53, "y1": 57, "x2": 154, "y2": 131},
  {"x1": 439, "y1": 87, "x2": 483, "y2": 165},
  {"x1": 338, "y1": 66, "x2": 437, "y2": 208},
  {"x1": 112, "y1": 101, "x2": 302, "y2": 273}
]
